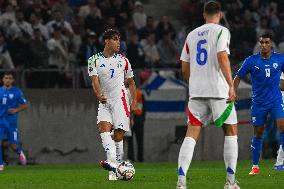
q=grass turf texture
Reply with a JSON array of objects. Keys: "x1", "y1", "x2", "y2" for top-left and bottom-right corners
[{"x1": 0, "y1": 160, "x2": 283, "y2": 189}]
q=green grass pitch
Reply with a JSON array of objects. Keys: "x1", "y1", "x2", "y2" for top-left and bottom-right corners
[{"x1": 0, "y1": 160, "x2": 283, "y2": 189}]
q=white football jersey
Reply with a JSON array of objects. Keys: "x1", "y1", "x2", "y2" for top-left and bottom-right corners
[
  {"x1": 180, "y1": 23, "x2": 231, "y2": 98},
  {"x1": 88, "y1": 52, "x2": 134, "y2": 100}
]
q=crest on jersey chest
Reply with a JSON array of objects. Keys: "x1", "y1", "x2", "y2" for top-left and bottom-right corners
[
  {"x1": 117, "y1": 61, "x2": 122, "y2": 68},
  {"x1": 9, "y1": 93, "x2": 14, "y2": 99},
  {"x1": 273, "y1": 63, "x2": 278, "y2": 69}
]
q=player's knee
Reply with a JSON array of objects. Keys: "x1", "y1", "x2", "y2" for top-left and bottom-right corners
[
  {"x1": 11, "y1": 144, "x2": 17, "y2": 151},
  {"x1": 114, "y1": 130, "x2": 124, "y2": 142},
  {"x1": 98, "y1": 122, "x2": 112, "y2": 133},
  {"x1": 278, "y1": 125, "x2": 284, "y2": 132},
  {"x1": 254, "y1": 127, "x2": 265, "y2": 137},
  {"x1": 223, "y1": 124, "x2": 238, "y2": 136}
]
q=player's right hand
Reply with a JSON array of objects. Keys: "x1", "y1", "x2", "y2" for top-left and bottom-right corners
[
  {"x1": 98, "y1": 95, "x2": 107, "y2": 104},
  {"x1": 227, "y1": 86, "x2": 236, "y2": 103}
]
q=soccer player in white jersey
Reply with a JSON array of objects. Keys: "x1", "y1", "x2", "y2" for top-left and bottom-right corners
[
  {"x1": 275, "y1": 73, "x2": 284, "y2": 170},
  {"x1": 176, "y1": 1, "x2": 240, "y2": 189},
  {"x1": 88, "y1": 29, "x2": 137, "y2": 180}
]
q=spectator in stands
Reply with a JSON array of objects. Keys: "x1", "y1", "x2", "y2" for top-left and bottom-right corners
[
  {"x1": 112, "y1": 0, "x2": 128, "y2": 29},
  {"x1": 157, "y1": 31, "x2": 178, "y2": 68},
  {"x1": 140, "y1": 32, "x2": 159, "y2": 68},
  {"x1": 121, "y1": 0, "x2": 135, "y2": 18},
  {"x1": 124, "y1": 19, "x2": 137, "y2": 43},
  {"x1": 46, "y1": 26, "x2": 69, "y2": 87},
  {"x1": 84, "y1": 5, "x2": 103, "y2": 36},
  {"x1": 46, "y1": 10, "x2": 74, "y2": 38},
  {"x1": 25, "y1": 0, "x2": 50, "y2": 24},
  {"x1": 27, "y1": 28, "x2": 49, "y2": 88},
  {"x1": 0, "y1": 4, "x2": 16, "y2": 29},
  {"x1": 52, "y1": 0, "x2": 74, "y2": 21},
  {"x1": 127, "y1": 31, "x2": 145, "y2": 69},
  {"x1": 78, "y1": 31, "x2": 102, "y2": 66},
  {"x1": 78, "y1": 0, "x2": 102, "y2": 20},
  {"x1": 47, "y1": 26, "x2": 69, "y2": 70},
  {"x1": 132, "y1": 1, "x2": 146, "y2": 30},
  {"x1": 7, "y1": 10, "x2": 33, "y2": 40},
  {"x1": 98, "y1": 0, "x2": 112, "y2": 16},
  {"x1": 103, "y1": 15, "x2": 117, "y2": 31},
  {"x1": 30, "y1": 28, "x2": 49, "y2": 69},
  {"x1": 268, "y1": 1, "x2": 280, "y2": 30},
  {"x1": 0, "y1": 31, "x2": 14, "y2": 69},
  {"x1": 138, "y1": 16, "x2": 156, "y2": 40},
  {"x1": 256, "y1": 16, "x2": 274, "y2": 39},
  {"x1": 155, "y1": 16, "x2": 175, "y2": 40},
  {"x1": 29, "y1": 13, "x2": 49, "y2": 40}
]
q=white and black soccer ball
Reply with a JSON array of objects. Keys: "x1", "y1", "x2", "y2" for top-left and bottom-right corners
[{"x1": 116, "y1": 161, "x2": 135, "y2": 180}]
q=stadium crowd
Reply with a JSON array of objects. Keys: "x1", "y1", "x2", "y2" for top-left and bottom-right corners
[
  {"x1": 181, "y1": 0, "x2": 284, "y2": 71},
  {"x1": 1, "y1": 0, "x2": 284, "y2": 87},
  {"x1": 0, "y1": 0, "x2": 180, "y2": 88}
]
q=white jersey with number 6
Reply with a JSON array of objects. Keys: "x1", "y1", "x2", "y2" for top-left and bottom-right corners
[{"x1": 180, "y1": 23, "x2": 231, "y2": 99}]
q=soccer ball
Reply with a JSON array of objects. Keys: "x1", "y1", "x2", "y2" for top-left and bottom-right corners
[{"x1": 116, "y1": 161, "x2": 135, "y2": 180}]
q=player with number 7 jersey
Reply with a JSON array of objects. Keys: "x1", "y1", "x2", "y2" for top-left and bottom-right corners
[{"x1": 88, "y1": 29, "x2": 136, "y2": 181}]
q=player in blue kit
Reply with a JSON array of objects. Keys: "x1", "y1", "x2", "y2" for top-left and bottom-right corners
[
  {"x1": 0, "y1": 83, "x2": 9, "y2": 171},
  {"x1": 234, "y1": 33, "x2": 284, "y2": 175},
  {"x1": 0, "y1": 72, "x2": 27, "y2": 171}
]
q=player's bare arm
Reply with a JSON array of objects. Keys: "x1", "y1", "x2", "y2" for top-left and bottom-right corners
[
  {"x1": 280, "y1": 78, "x2": 284, "y2": 91},
  {"x1": 181, "y1": 61, "x2": 190, "y2": 82},
  {"x1": 217, "y1": 51, "x2": 236, "y2": 102},
  {"x1": 128, "y1": 77, "x2": 137, "y2": 112},
  {"x1": 233, "y1": 76, "x2": 241, "y2": 100},
  {"x1": 8, "y1": 104, "x2": 27, "y2": 114},
  {"x1": 91, "y1": 75, "x2": 107, "y2": 104}
]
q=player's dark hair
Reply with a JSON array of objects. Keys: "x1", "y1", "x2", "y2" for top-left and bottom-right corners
[
  {"x1": 103, "y1": 29, "x2": 120, "y2": 40},
  {"x1": 204, "y1": 1, "x2": 221, "y2": 15},
  {"x1": 3, "y1": 71, "x2": 14, "y2": 77},
  {"x1": 260, "y1": 33, "x2": 273, "y2": 41}
]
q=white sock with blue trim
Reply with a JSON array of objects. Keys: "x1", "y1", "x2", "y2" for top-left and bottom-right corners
[
  {"x1": 115, "y1": 140, "x2": 124, "y2": 162},
  {"x1": 178, "y1": 137, "x2": 196, "y2": 181},
  {"x1": 224, "y1": 136, "x2": 238, "y2": 184},
  {"x1": 100, "y1": 132, "x2": 117, "y2": 163}
]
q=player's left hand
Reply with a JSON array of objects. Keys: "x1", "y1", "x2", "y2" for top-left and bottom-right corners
[
  {"x1": 8, "y1": 108, "x2": 18, "y2": 114},
  {"x1": 130, "y1": 100, "x2": 137, "y2": 112}
]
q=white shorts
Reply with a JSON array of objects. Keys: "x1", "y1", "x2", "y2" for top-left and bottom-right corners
[
  {"x1": 97, "y1": 94, "x2": 130, "y2": 132},
  {"x1": 186, "y1": 98, "x2": 237, "y2": 127}
]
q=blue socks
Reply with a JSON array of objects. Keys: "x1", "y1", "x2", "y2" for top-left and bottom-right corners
[
  {"x1": 0, "y1": 145, "x2": 3, "y2": 165},
  {"x1": 280, "y1": 132, "x2": 284, "y2": 151},
  {"x1": 251, "y1": 136, "x2": 263, "y2": 166}
]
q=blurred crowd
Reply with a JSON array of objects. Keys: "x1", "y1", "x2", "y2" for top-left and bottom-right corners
[
  {"x1": 0, "y1": 0, "x2": 181, "y2": 88},
  {"x1": 181, "y1": 0, "x2": 284, "y2": 72},
  {"x1": 4, "y1": 0, "x2": 284, "y2": 87}
]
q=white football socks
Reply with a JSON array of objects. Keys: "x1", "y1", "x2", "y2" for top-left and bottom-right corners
[
  {"x1": 224, "y1": 136, "x2": 238, "y2": 184},
  {"x1": 178, "y1": 137, "x2": 196, "y2": 179},
  {"x1": 100, "y1": 132, "x2": 117, "y2": 163},
  {"x1": 275, "y1": 145, "x2": 284, "y2": 166},
  {"x1": 115, "y1": 140, "x2": 124, "y2": 162}
]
